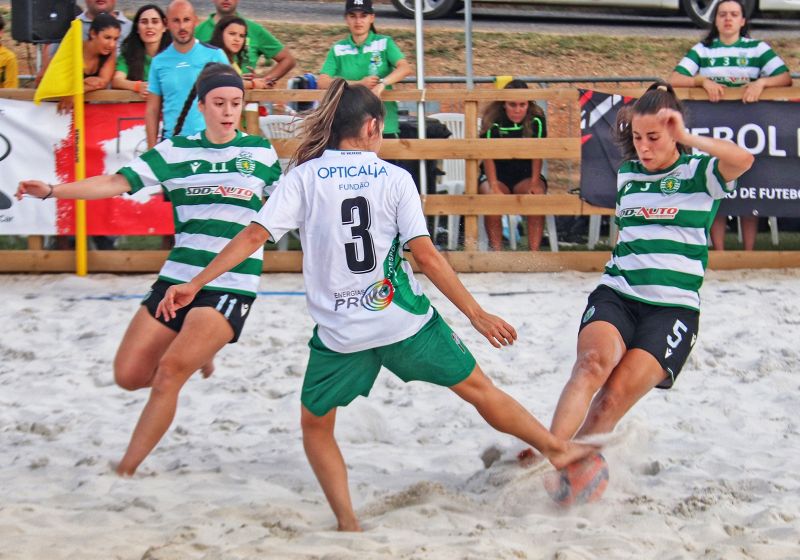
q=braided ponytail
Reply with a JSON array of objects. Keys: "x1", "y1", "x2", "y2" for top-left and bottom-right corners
[{"x1": 173, "y1": 84, "x2": 198, "y2": 138}]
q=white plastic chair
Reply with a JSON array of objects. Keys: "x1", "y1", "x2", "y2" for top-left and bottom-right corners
[
  {"x1": 259, "y1": 114, "x2": 303, "y2": 250},
  {"x1": 259, "y1": 114, "x2": 302, "y2": 171},
  {"x1": 429, "y1": 113, "x2": 467, "y2": 250}
]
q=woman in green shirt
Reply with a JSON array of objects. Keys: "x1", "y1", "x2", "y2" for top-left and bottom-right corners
[
  {"x1": 317, "y1": 0, "x2": 412, "y2": 137},
  {"x1": 112, "y1": 4, "x2": 171, "y2": 99}
]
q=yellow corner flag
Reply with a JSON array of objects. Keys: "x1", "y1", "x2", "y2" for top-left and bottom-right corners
[
  {"x1": 34, "y1": 19, "x2": 83, "y2": 104},
  {"x1": 33, "y1": 19, "x2": 89, "y2": 277}
]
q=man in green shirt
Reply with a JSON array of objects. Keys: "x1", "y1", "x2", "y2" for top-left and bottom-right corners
[{"x1": 195, "y1": 0, "x2": 296, "y2": 85}]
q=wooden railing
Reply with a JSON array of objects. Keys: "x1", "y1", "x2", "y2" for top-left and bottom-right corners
[{"x1": 1, "y1": 85, "x2": 799, "y2": 273}]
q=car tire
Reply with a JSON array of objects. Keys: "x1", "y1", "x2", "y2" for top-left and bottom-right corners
[
  {"x1": 390, "y1": 0, "x2": 459, "y2": 19},
  {"x1": 682, "y1": 0, "x2": 755, "y2": 28}
]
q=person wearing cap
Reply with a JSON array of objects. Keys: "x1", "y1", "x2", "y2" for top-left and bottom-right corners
[
  {"x1": 317, "y1": 0, "x2": 412, "y2": 138},
  {"x1": 195, "y1": 0, "x2": 296, "y2": 86}
]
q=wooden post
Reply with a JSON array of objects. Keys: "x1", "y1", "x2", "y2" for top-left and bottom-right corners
[
  {"x1": 463, "y1": 100, "x2": 479, "y2": 251},
  {"x1": 27, "y1": 236, "x2": 43, "y2": 250},
  {"x1": 244, "y1": 108, "x2": 260, "y2": 136}
]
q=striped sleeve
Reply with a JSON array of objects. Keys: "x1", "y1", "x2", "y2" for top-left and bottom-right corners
[
  {"x1": 116, "y1": 140, "x2": 172, "y2": 194},
  {"x1": 674, "y1": 44, "x2": 701, "y2": 76},
  {"x1": 703, "y1": 157, "x2": 736, "y2": 199},
  {"x1": 758, "y1": 42, "x2": 789, "y2": 77}
]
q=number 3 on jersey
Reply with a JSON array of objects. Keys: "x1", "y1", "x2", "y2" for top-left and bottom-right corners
[{"x1": 341, "y1": 196, "x2": 376, "y2": 274}]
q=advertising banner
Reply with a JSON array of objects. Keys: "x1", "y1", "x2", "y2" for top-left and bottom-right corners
[{"x1": 579, "y1": 89, "x2": 800, "y2": 217}]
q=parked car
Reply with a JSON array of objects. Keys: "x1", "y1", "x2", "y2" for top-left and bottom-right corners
[{"x1": 389, "y1": 0, "x2": 800, "y2": 27}]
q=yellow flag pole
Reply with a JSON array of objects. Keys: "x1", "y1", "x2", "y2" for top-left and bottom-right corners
[{"x1": 72, "y1": 23, "x2": 87, "y2": 276}]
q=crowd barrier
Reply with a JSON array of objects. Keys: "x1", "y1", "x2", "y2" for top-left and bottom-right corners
[{"x1": 1, "y1": 85, "x2": 799, "y2": 273}]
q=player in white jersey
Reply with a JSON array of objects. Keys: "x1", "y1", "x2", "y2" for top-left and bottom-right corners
[
  {"x1": 668, "y1": 0, "x2": 791, "y2": 252},
  {"x1": 16, "y1": 63, "x2": 282, "y2": 477},
  {"x1": 518, "y1": 82, "x2": 753, "y2": 466},
  {"x1": 157, "y1": 79, "x2": 597, "y2": 530}
]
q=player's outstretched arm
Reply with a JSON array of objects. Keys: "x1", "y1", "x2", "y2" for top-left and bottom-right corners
[
  {"x1": 157, "y1": 223, "x2": 271, "y2": 320},
  {"x1": 16, "y1": 175, "x2": 131, "y2": 201},
  {"x1": 407, "y1": 236, "x2": 517, "y2": 348}
]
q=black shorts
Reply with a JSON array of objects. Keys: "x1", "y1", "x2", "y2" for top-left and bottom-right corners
[
  {"x1": 141, "y1": 280, "x2": 255, "y2": 343},
  {"x1": 479, "y1": 170, "x2": 548, "y2": 192},
  {"x1": 578, "y1": 285, "x2": 699, "y2": 389}
]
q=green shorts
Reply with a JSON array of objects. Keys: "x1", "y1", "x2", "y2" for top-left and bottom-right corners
[{"x1": 302, "y1": 310, "x2": 477, "y2": 417}]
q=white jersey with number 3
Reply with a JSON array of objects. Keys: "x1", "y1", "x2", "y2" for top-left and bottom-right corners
[{"x1": 252, "y1": 150, "x2": 433, "y2": 353}]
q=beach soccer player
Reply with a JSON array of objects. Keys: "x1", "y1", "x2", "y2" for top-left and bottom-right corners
[
  {"x1": 16, "y1": 63, "x2": 282, "y2": 477},
  {"x1": 156, "y1": 79, "x2": 598, "y2": 531},
  {"x1": 520, "y1": 82, "x2": 754, "y2": 463}
]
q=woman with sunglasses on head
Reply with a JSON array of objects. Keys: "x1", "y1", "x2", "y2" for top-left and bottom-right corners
[{"x1": 479, "y1": 79, "x2": 549, "y2": 251}]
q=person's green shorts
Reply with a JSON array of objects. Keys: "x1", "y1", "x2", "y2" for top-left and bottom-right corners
[{"x1": 302, "y1": 309, "x2": 477, "y2": 416}]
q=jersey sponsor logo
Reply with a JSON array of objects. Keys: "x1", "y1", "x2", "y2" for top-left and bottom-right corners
[
  {"x1": 236, "y1": 151, "x2": 255, "y2": 177},
  {"x1": 176, "y1": 61, "x2": 191, "y2": 69},
  {"x1": 660, "y1": 176, "x2": 681, "y2": 195},
  {"x1": 339, "y1": 181, "x2": 370, "y2": 191},
  {"x1": 620, "y1": 206, "x2": 679, "y2": 220},
  {"x1": 361, "y1": 278, "x2": 394, "y2": 311},
  {"x1": 317, "y1": 164, "x2": 388, "y2": 180},
  {"x1": 185, "y1": 185, "x2": 255, "y2": 200},
  {"x1": 332, "y1": 279, "x2": 394, "y2": 312}
]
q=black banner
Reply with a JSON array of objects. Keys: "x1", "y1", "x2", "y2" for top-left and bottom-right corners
[{"x1": 579, "y1": 90, "x2": 800, "y2": 217}]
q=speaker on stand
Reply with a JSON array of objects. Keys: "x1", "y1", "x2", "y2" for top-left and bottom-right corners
[{"x1": 11, "y1": 0, "x2": 77, "y2": 44}]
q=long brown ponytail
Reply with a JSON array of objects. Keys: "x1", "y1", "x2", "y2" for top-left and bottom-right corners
[{"x1": 290, "y1": 78, "x2": 385, "y2": 168}]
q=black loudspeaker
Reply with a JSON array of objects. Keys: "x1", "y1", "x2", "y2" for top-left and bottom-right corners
[{"x1": 11, "y1": 0, "x2": 77, "y2": 44}]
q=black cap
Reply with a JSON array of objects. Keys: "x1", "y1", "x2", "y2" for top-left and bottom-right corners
[{"x1": 345, "y1": 0, "x2": 374, "y2": 14}]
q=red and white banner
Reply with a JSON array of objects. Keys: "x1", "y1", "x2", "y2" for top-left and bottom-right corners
[
  {"x1": 0, "y1": 99, "x2": 69, "y2": 234},
  {"x1": 0, "y1": 99, "x2": 173, "y2": 235}
]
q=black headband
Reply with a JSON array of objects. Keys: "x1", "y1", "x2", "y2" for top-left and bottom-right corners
[{"x1": 197, "y1": 73, "x2": 245, "y2": 101}]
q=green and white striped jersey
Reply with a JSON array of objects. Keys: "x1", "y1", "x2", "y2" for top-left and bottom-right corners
[
  {"x1": 674, "y1": 38, "x2": 789, "y2": 87},
  {"x1": 117, "y1": 130, "x2": 282, "y2": 297},
  {"x1": 600, "y1": 154, "x2": 734, "y2": 311}
]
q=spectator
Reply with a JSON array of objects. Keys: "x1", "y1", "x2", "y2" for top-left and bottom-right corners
[
  {"x1": 38, "y1": 0, "x2": 133, "y2": 85},
  {"x1": 145, "y1": 0, "x2": 228, "y2": 149},
  {"x1": 669, "y1": 0, "x2": 791, "y2": 251},
  {"x1": 195, "y1": 0, "x2": 295, "y2": 86},
  {"x1": 77, "y1": 0, "x2": 133, "y2": 43},
  {"x1": 317, "y1": 0, "x2": 413, "y2": 140},
  {"x1": 479, "y1": 80, "x2": 548, "y2": 251},
  {"x1": 208, "y1": 16, "x2": 271, "y2": 89},
  {"x1": 0, "y1": 14, "x2": 18, "y2": 88},
  {"x1": 83, "y1": 13, "x2": 121, "y2": 93},
  {"x1": 112, "y1": 4, "x2": 171, "y2": 98}
]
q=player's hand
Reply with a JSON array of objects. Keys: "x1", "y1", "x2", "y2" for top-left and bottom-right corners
[
  {"x1": 16, "y1": 180, "x2": 51, "y2": 200},
  {"x1": 742, "y1": 78, "x2": 766, "y2": 103},
  {"x1": 701, "y1": 78, "x2": 725, "y2": 103},
  {"x1": 361, "y1": 76, "x2": 380, "y2": 88},
  {"x1": 156, "y1": 282, "x2": 201, "y2": 321},
  {"x1": 470, "y1": 310, "x2": 517, "y2": 348},
  {"x1": 656, "y1": 108, "x2": 689, "y2": 145}
]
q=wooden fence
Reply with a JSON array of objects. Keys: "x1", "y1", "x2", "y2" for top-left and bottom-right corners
[{"x1": 1, "y1": 85, "x2": 799, "y2": 273}]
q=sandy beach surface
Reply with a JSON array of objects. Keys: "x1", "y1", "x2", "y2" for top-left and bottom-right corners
[{"x1": 1, "y1": 270, "x2": 799, "y2": 559}]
